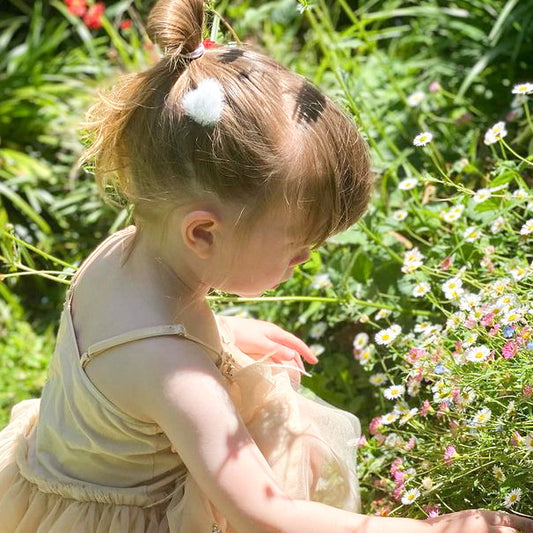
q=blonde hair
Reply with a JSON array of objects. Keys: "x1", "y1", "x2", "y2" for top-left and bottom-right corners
[{"x1": 79, "y1": 0, "x2": 374, "y2": 248}]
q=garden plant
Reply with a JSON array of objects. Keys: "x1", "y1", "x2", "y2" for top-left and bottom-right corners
[{"x1": 1, "y1": 0, "x2": 532, "y2": 520}]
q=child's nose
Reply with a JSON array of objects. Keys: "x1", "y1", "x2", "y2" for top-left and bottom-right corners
[{"x1": 290, "y1": 248, "x2": 310, "y2": 267}]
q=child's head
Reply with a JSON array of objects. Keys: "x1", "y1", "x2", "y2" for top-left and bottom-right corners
[{"x1": 81, "y1": 0, "x2": 373, "y2": 287}]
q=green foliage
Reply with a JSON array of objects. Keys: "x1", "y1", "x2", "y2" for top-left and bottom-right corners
[
  {"x1": 1, "y1": 0, "x2": 533, "y2": 518},
  {"x1": 0, "y1": 299, "x2": 55, "y2": 429}
]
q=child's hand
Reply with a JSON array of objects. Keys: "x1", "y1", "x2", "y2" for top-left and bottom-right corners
[
  {"x1": 425, "y1": 509, "x2": 533, "y2": 533},
  {"x1": 217, "y1": 316, "x2": 319, "y2": 373}
]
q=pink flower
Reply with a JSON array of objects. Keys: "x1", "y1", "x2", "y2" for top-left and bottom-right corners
[
  {"x1": 436, "y1": 402, "x2": 449, "y2": 418},
  {"x1": 481, "y1": 313, "x2": 495, "y2": 327},
  {"x1": 407, "y1": 347, "x2": 426, "y2": 363},
  {"x1": 369, "y1": 417, "x2": 383, "y2": 436},
  {"x1": 424, "y1": 504, "x2": 441, "y2": 517},
  {"x1": 420, "y1": 400, "x2": 431, "y2": 417},
  {"x1": 390, "y1": 457, "x2": 403, "y2": 475},
  {"x1": 449, "y1": 419, "x2": 460, "y2": 436},
  {"x1": 502, "y1": 340, "x2": 519, "y2": 359},
  {"x1": 358, "y1": 435, "x2": 368, "y2": 448},
  {"x1": 440, "y1": 256, "x2": 453, "y2": 270},
  {"x1": 393, "y1": 482, "x2": 405, "y2": 501},
  {"x1": 488, "y1": 324, "x2": 500, "y2": 336},
  {"x1": 405, "y1": 436, "x2": 417, "y2": 451},
  {"x1": 429, "y1": 81, "x2": 442, "y2": 93},
  {"x1": 510, "y1": 431, "x2": 522, "y2": 447},
  {"x1": 465, "y1": 318, "x2": 477, "y2": 329},
  {"x1": 375, "y1": 432, "x2": 386, "y2": 445},
  {"x1": 443, "y1": 445, "x2": 458, "y2": 464},
  {"x1": 523, "y1": 384, "x2": 533, "y2": 398}
]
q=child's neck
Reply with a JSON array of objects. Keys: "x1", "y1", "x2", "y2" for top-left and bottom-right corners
[{"x1": 124, "y1": 224, "x2": 211, "y2": 306}]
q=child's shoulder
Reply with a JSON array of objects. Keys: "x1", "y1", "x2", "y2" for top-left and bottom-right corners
[{"x1": 68, "y1": 226, "x2": 224, "y2": 423}]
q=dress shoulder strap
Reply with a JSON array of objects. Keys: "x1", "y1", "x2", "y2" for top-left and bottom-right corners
[{"x1": 79, "y1": 324, "x2": 223, "y2": 369}]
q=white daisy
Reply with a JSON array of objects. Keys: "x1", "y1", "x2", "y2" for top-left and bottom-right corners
[
  {"x1": 441, "y1": 204, "x2": 465, "y2": 223},
  {"x1": 512, "y1": 83, "x2": 533, "y2": 95},
  {"x1": 442, "y1": 277, "x2": 463, "y2": 299},
  {"x1": 470, "y1": 407, "x2": 492, "y2": 427},
  {"x1": 389, "y1": 324, "x2": 402, "y2": 336},
  {"x1": 369, "y1": 373, "x2": 387, "y2": 386},
  {"x1": 484, "y1": 121, "x2": 507, "y2": 145},
  {"x1": 309, "y1": 344, "x2": 325, "y2": 357},
  {"x1": 381, "y1": 411, "x2": 400, "y2": 425},
  {"x1": 463, "y1": 333, "x2": 479, "y2": 348},
  {"x1": 375, "y1": 309, "x2": 391, "y2": 320},
  {"x1": 309, "y1": 322, "x2": 327, "y2": 339},
  {"x1": 412, "y1": 282, "x2": 430, "y2": 297},
  {"x1": 463, "y1": 226, "x2": 481, "y2": 242},
  {"x1": 413, "y1": 131, "x2": 433, "y2": 147},
  {"x1": 510, "y1": 265, "x2": 529, "y2": 281},
  {"x1": 399, "y1": 408, "x2": 418, "y2": 426},
  {"x1": 384, "y1": 384, "x2": 405, "y2": 400},
  {"x1": 490, "y1": 216, "x2": 505, "y2": 234},
  {"x1": 392, "y1": 210, "x2": 408, "y2": 222},
  {"x1": 311, "y1": 273, "x2": 333, "y2": 290},
  {"x1": 402, "y1": 247, "x2": 424, "y2": 274},
  {"x1": 493, "y1": 465, "x2": 506, "y2": 482},
  {"x1": 524, "y1": 432, "x2": 533, "y2": 451},
  {"x1": 446, "y1": 311, "x2": 465, "y2": 330},
  {"x1": 465, "y1": 345, "x2": 491, "y2": 362},
  {"x1": 421, "y1": 477, "x2": 434, "y2": 491},
  {"x1": 520, "y1": 219, "x2": 533, "y2": 236},
  {"x1": 401, "y1": 488, "x2": 421, "y2": 505},
  {"x1": 473, "y1": 188, "x2": 491, "y2": 203},
  {"x1": 513, "y1": 189, "x2": 528, "y2": 200},
  {"x1": 353, "y1": 332, "x2": 369, "y2": 350},
  {"x1": 358, "y1": 348, "x2": 373, "y2": 364},
  {"x1": 503, "y1": 488, "x2": 522, "y2": 508},
  {"x1": 407, "y1": 91, "x2": 425, "y2": 107},
  {"x1": 502, "y1": 308, "x2": 522, "y2": 324},
  {"x1": 398, "y1": 178, "x2": 419, "y2": 191}
]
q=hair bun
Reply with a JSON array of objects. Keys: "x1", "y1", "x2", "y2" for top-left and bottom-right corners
[{"x1": 147, "y1": 0, "x2": 204, "y2": 59}]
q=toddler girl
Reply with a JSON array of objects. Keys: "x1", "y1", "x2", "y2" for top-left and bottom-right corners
[{"x1": 1, "y1": 1, "x2": 532, "y2": 532}]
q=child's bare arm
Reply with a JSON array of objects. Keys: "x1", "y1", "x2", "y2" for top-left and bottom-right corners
[{"x1": 135, "y1": 337, "x2": 533, "y2": 533}]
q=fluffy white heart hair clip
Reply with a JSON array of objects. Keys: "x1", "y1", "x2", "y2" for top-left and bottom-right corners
[{"x1": 182, "y1": 78, "x2": 225, "y2": 127}]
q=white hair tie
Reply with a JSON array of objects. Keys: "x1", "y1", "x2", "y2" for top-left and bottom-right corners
[
  {"x1": 183, "y1": 42, "x2": 205, "y2": 60},
  {"x1": 182, "y1": 78, "x2": 225, "y2": 126}
]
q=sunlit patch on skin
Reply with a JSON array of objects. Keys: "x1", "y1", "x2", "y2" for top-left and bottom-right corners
[
  {"x1": 219, "y1": 48, "x2": 245, "y2": 63},
  {"x1": 294, "y1": 82, "x2": 326, "y2": 124}
]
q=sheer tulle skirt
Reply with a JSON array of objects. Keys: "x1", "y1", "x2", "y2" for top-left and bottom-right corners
[{"x1": 0, "y1": 351, "x2": 361, "y2": 532}]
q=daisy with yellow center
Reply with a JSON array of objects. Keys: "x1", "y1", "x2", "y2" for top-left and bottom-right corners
[
  {"x1": 484, "y1": 121, "x2": 508, "y2": 145},
  {"x1": 401, "y1": 488, "x2": 420, "y2": 505},
  {"x1": 413, "y1": 131, "x2": 433, "y2": 147},
  {"x1": 465, "y1": 345, "x2": 490, "y2": 362},
  {"x1": 512, "y1": 83, "x2": 533, "y2": 95}
]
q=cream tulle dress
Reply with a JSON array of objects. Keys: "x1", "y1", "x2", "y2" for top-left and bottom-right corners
[{"x1": 0, "y1": 231, "x2": 361, "y2": 533}]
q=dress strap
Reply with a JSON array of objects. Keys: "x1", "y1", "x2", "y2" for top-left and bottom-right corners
[{"x1": 80, "y1": 324, "x2": 223, "y2": 369}]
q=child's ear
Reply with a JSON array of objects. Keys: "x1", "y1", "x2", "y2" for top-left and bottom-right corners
[{"x1": 181, "y1": 210, "x2": 220, "y2": 259}]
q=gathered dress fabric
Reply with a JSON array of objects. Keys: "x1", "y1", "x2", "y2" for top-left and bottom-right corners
[{"x1": 0, "y1": 239, "x2": 361, "y2": 532}]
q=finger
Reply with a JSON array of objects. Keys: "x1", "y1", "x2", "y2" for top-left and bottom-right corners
[
  {"x1": 493, "y1": 511, "x2": 533, "y2": 533},
  {"x1": 271, "y1": 348, "x2": 306, "y2": 372},
  {"x1": 267, "y1": 328, "x2": 319, "y2": 364},
  {"x1": 258, "y1": 340, "x2": 307, "y2": 372}
]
